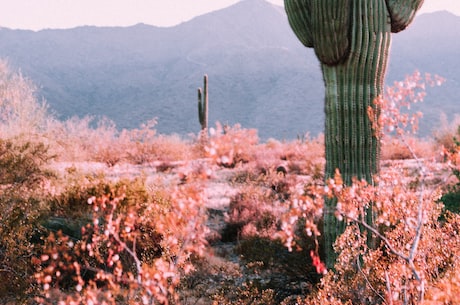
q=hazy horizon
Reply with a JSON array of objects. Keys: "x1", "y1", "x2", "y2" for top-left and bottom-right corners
[{"x1": 0, "y1": 0, "x2": 458, "y2": 31}]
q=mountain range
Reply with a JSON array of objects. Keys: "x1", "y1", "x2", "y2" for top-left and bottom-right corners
[{"x1": 0, "y1": 0, "x2": 458, "y2": 140}]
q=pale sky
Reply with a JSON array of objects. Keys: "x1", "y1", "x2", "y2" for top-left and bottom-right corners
[{"x1": 0, "y1": 0, "x2": 458, "y2": 31}]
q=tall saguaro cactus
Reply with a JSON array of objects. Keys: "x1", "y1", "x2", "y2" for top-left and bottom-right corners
[
  {"x1": 284, "y1": 0, "x2": 424, "y2": 268},
  {"x1": 197, "y1": 74, "x2": 209, "y2": 133}
]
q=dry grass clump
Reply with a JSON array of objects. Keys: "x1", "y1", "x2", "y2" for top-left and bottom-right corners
[
  {"x1": 381, "y1": 135, "x2": 436, "y2": 160},
  {"x1": 0, "y1": 60, "x2": 50, "y2": 138},
  {"x1": 433, "y1": 113, "x2": 460, "y2": 152},
  {"x1": 205, "y1": 122, "x2": 259, "y2": 167},
  {"x1": 124, "y1": 133, "x2": 196, "y2": 165},
  {"x1": 254, "y1": 135, "x2": 325, "y2": 176},
  {"x1": 50, "y1": 116, "x2": 124, "y2": 164}
]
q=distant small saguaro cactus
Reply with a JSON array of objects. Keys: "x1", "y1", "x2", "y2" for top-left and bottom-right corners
[{"x1": 197, "y1": 74, "x2": 209, "y2": 133}]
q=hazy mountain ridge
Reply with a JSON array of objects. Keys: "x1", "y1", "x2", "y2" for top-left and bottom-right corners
[{"x1": 0, "y1": 0, "x2": 458, "y2": 139}]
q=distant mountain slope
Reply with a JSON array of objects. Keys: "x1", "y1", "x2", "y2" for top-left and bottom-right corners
[{"x1": 0, "y1": 0, "x2": 458, "y2": 139}]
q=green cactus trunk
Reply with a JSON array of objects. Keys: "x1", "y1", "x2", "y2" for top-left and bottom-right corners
[
  {"x1": 284, "y1": 0, "x2": 424, "y2": 269},
  {"x1": 322, "y1": 1, "x2": 391, "y2": 268},
  {"x1": 198, "y1": 74, "x2": 209, "y2": 135}
]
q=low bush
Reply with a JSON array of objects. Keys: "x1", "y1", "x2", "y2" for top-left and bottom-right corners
[
  {"x1": 381, "y1": 135, "x2": 435, "y2": 160},
  {"x1": 0, "y1": 60, "x2": 51, "y2": 138},
  {"x1": 34, "y1": 176, "x2": 209, "y2": 304},
  {"x1": 0, "y1": 138, "x2": 55, "y2": 302},
  {"x1": 440, "y1": 139, "x2": 460, "y2": 214},
  {"x1": 49, "y1": 116, "x2": 194, "y2": 166},
  {"x1": 205, "y1": 122, "x2": 259, "y2": 168},
  {"x1": 276, "y1": 165, "x2": 460, "y2": 305},
  {"x1": 433, "y1": 113, "x2": 460, "y2": 153},
  {"x1": 211, "y1": 282, "x2": 277, "y2": 305}
]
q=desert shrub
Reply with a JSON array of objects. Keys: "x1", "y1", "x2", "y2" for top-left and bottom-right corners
[
  {"x1": 41, "y1": 176, "x2": 160, "y2": 248},
  {"x1": 45, "y1": 115, "x2": 122, "y2": 163},
  {"x1": 253, "y1": 135, "x2": 325, "y2": 176},
  {"x1": 223, "y1": 184, "x2": 279, "y2": 241},
  {"x1": 237, "y1": 236, "x2": 321, "y2": 287},
  {"x1": 425, "y1": 259, "x2": 460, "y2": 304},
  {"x1": 42, "y1": 173, "x2": 153, "y2": 238},
  {"x1": 35, "y1": 176, "x2": 209, "y2": 304},
  {"x1": 120, "y1": 118, "x2": 186, "y2": 165},
  {"x1": 221, "y1": 165, "x2": 324, "y2": 301},
  {"x1": 223, "y1": 166, "x2": 310, "y2": 242},
  {"x1": 381, "y1": 135, "x2": 435, "y2": 160},
  {"x1": 278, "y1": 166, "x2": 460, "y2": 305},
  {"x1": 0, "y1": 138, "x2": 54, "y2": 186},
  {"x1": 0, "y1": 58, "x2": 195, "y2": 166},
  {"x1": 0, "y1": 60, "x2": 51, "y2": 138},
  {"x1": 125, "y1": 133, "x2": 194, "y2": 164},
  {"x1": 47, "y1": 116, "x2": 194, "y2": 165},
  {"x1": 205, "y1": 122, "x2": 259, "y2": 167},
  {"x1": 0, "y1": 138, "x2": 55, "y2": 302},
  {"x1": 439, "y1": 140, "x2": 460, "y2": 213},
  {"x1": 433, "y1": 113, "x2": 460, "y2": 152},
  {"x1": 440, "y1": 173, "x2": 460, "y2": 214},
  {"x1": 276, "y1": 71, "x2": 460, "y2": 305},
  {"x1": 212, "y1": 281, "x2": 277, "y2": 305},
  {"x1": 440, "y1": 190, "x2": 460, "y2": 214},
  {"x1": 120, "y1": 118, "x2": 158, "y2": 162}
]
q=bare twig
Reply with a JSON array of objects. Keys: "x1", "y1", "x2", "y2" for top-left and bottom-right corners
[
  {"x1": 339, "y1": 208, "x2": 424, "y2": 302},
  {"x1": 356, "y1": 254, "x2": 386, "y2": 303},
  {"x1": 399, "y1": 134, "x2": 426, "y2": 302},
  {"x1": 385, "y1": 271, "x2": 393, "y2": 305},
  {"x1": 342, "y1": 213, "x2": 408, "y2": 261}
]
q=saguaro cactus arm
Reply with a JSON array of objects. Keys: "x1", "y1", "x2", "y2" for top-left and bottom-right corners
[
  {"x1": 284, "y1": 0, "x2": 314, "y2": 48},
  {"x1": 285, "y1": 0, "x2": 351, "y2": 65},
  {"x1": 310, "y1": 0, "x2": 351, "y2": 65},
  {"x1": 386, "y1": 0, "x2": 425, "y2": 32},
  {"x1": 285, "y1": 0, "x2": 424, "y2": 61}
]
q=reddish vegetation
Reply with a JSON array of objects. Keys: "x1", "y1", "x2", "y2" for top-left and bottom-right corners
[{"x1": 0, "y1": 61, "x2": 459, "y2": 304}]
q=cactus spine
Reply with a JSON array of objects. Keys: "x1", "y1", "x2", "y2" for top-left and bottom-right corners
[
  {"x1": 284, "y1": 0, "x2": 424, "y2": 268},
  {"x1": 198, "y1": 74, "x2": 208, "y2": 133}
]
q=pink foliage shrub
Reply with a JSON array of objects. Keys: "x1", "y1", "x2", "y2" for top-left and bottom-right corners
[{"x1": 35, "y1": 180, "x2": 209, "y2": 304}]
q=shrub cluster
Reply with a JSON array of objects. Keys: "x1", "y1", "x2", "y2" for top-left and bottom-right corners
[
  {"x1": 0, "y1": 138, "x2": 55, "y2": 302},
  {"x1": 34, "y1": 178, "x2": 209, "y2": 304}
]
